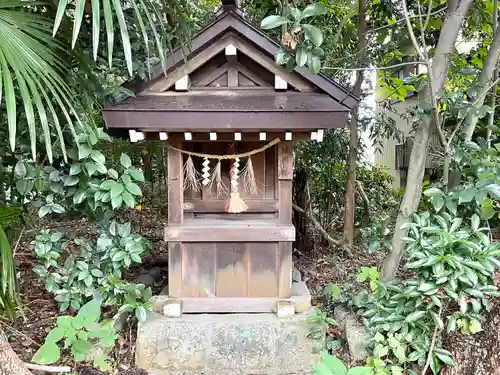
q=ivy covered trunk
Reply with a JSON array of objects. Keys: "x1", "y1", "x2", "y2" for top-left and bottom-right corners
[
  {"x1": 0, "y1": 328, "x2": 32, "y2": 375},
  {"x1": 442, "y1": 300, "x2": 500, "y2": 375}
]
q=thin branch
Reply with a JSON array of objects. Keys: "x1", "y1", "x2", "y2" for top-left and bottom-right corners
[
  {"x1": 0, "y1": 322, "x2": 40, "y2": 347},
  {"x1": 12, "y1": 227, "x2": 24, "y2": 258},
  {"x1": 487, "y1": 0, "x2": 499, "y2": 147},
  {"x1": 292, "y1": 203, "x2": 342, "y2": 246},
  {"x1": 24, "y1": 363, "x2": 72, "y2": 373},
  {"x1": 423, "y1": 0, "x2": 434, "y2": 31},
  {"x1": 420, "y1": 310, "x2": 441, "y2": 375},
  {"x1": 366, "y1": 6, "x2": 446, "y2": 34},
  {"x1": 331, "y1": 0, "x2": 357, "y2": 47},
  {"x1": 448, "y1": 76, "x2": 500, "y2": 145},
  {"x1": 402, "y1": 0, "x2": 426, "y2": 61},
  {"x1": 323, "y1": 61, "x2": 425, "y2": 71}
]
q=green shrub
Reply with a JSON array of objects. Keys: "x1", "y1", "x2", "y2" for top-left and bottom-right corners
[
  {"x1": 33, "y1": 221, "x2": 152, "y2": 320},
  {"x1": 32, "y1": 299, "x2": 118, "y2": 371}
]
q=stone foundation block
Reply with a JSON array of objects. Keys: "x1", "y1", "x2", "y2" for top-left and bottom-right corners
[{"x1": 136, "y1": 313, "x2": 323, "y2": 374}]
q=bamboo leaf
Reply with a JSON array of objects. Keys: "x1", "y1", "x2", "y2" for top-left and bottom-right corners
[
  {"x1": 0, "y1": 50, "x2": 16, "y2": 152},
  {"x1": 111, "y1": 0, "x2": 133, "y2": 76},
  {"x1": 92, "y1": 0, "x2": 100, "y2": 60},
  {"x1": 72, "y1": 0, "x2": 86, "y2": 48},
  {"x1": 102, "y1": 0, "x2": 114, "y2": 68},
  {"x1": 52, "y1": 0, "x2": 68, "y2": 36}
]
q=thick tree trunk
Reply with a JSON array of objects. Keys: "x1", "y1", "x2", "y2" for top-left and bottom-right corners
[
  {"x1": 0, "y1": 328, "x2": 32, "y2": 375},
  {"x1": 343, "y1": 0, "x2": 367, "y2": 245},
  {"x1": 442, "y1": 299, "x2": 500, "y2": 375},
  {"x1": 382, "y1": 0, "x2": 474, "y2": 280}
]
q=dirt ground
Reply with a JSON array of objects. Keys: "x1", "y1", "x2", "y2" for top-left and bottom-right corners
[{"x1": 7, "y1": 209, "x2": 384, "y2": 374}]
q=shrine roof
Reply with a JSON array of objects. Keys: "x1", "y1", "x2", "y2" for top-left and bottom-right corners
[{"x1": 103, "y1": 7, "x2": 359, "y2": 133}]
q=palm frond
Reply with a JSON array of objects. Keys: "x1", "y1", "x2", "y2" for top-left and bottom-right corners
[
  {"x1": 0, "y1": 5, "x2": 81, "y2": 161},
  {"x1": 0, "y1": 206, "x2": 20, "y2": 321},
  {"x1": 52, "y1": 0, "x2": 170, "y2": 77}
]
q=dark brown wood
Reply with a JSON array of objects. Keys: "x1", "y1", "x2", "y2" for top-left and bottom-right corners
[
  {"x1": 103, "y1": 107, "x2": 348, "y2": 131},
  {"x1": 152, "y1": 281, "x2": 312, "y2": 313},
  {"x1": 278, "y1": 180, "x2": 293, "y2": 225},
  {"x1": 234, "y1": 61, "x2": 271, "y2": 87},
  {"x1": 278, "y1": 142, "x2": 293, "y2": 180},
  {"x1": 164, "y1": 224, "x2": 295, "y2": 242},
  {"x1": 215, "y1": 243, "x2": 248, "y2": 296},
  {"x1": 168, "y1": 243, "x2": 183, "y2": 297},
  {"x1": 278, "y1": 242, "x2": 293, "y2": 298},
  {"x1": 247, "y1": 243, "x2": 279, "y2": 297},
  {"x1": 146, "y1": 132, "x2": 312, "y2": 141},
  {"x1": 182, "y1": 243, "x2": 216, "y2": 297},
  {"x1": 167, "y1": 139, "x2": 183, "y2": 224},
  {"x1": 193, "y1": 62, "x2": 229, "y2": 87},
  {"x1": 122, "y1": 10, "x2": 358, "y2": 109},
  {"x1": 228, "y1": 67, "x2": 238, "y2": 87},
  {"x1": 183, "y1": 199, "x2": 278, "y2": 213},
  {"x1": 265, "y1": 146, "x2": 276, "y2": 199}
]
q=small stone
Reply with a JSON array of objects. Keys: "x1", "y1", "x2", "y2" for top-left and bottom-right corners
[
  {"x1": 163, "y1": 299, "x2": 182, "y2": 318},
  {"x1": 334, "y1": 306, "x2": 368, "y2": 361},
  {"x1": 117, "y1": 363, "x2": 130, "y2": 371},
  {"x1": 136, "y1": 273, "x2": 155, "y2": 287},
  {"x1": 277, "y1": 300, "x2": 295, "y2": 318}
]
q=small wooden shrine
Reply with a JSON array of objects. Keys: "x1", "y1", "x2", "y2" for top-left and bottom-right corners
[{"x1": 103, "y1": 2, "x2": 358, "y2": 314}]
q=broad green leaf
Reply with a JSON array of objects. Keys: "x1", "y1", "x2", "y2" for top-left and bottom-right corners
[
  {"x1": 301, "y1": 2, "x2": 328, "y2": 18},
  {"x1": 309, "y1": 56, "x2": 321, "y2": 74},
  {"x1": 128, "y1": 168, "x2": 145, "y2": 182},
  {"x1": 76, "y1": 299, "x2": 101, "y2": 328},
  {"x1": 111, "y1": 182, "x2": 124, "y2": 198},
  {"x1": 321, "y1": 353, "x2": 347, "y2": 375},
  {"x1": 90, "y1": 150, "x2": 106, "y2": 165},
  {"x1": 303, "y1": 24, "x2": 323, "y2": 47},
  {"x1": 347, "y1": 367, "x2": 373, "y2": 375},
  {"x1": 434, "y1": 352, "x2": 455, "y2": 366},
  {"x1": 469, "y1": 318, "x2": 482, "y2": 333},
  {"x1": 125, "y1": 182, "x2": 142, "y2": 196},
  {"x1": 135, "y1": 306, "x2": 148, "y2": 322},
  {"x1": 108, "y1": 168, "x2": 119, "y2": 179},
  {"x1": 112, "y1": 195, "x2": 123, "y2": 209},
  {"x1": 260, "y1": 15, "x2": 289, "y2": 30},
  {"x1": 424, "y1": 187, "x2": 444, "y2": 197},
  {"x1": 32, "y1": 342, "x2": 60, "y2": 365},
  {"x1": 100, "y1": 180, "x2": 115, "y2": 190},
  {"x1": 45, "y1": 326, "x2": 66, "y2": 343},
  {"x1": 14, "y1": 161, "x2": 26, "y2": 178},
  {"x1": 70, "y1": 164, "x2": 82, "y2": 176},
  {"x1": 486, "y1": 184, "x2": 500, "y2": 199},
  {"x1": 296, "y1": 47, "x2": 307, "y2": 67},
  {"x1": 64, "y1": 176, "x2": 79, "y2": 186},
  {"x1": 122, "y1": 191, "x2": 135, "y2": 208},
  {"x1": 459, "y1": 188, "x2": 475, "y2": 204},
  {"x1": 313, "y1": 362, "x2": 334, "y2": 375},
  {"x1": 405, "y1": 310, "x2": 425, "y2": 323},
  {"x1": 120, "y1": 153, "x2": 132, "y2": 168}
]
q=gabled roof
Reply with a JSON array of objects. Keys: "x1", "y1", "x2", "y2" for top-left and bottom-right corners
[
  {"x1": 103, "y1": 8, "x2": 359, "y2": 133},
  {"x1": 123, "y1": 9, "x2": 358, "y2": 109}
]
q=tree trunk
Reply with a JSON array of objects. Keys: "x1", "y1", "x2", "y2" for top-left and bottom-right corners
[
  {"x1": 463, "y1": 20, "x2": 500, "y2": 141},
  {"x1": 0, "y1": 328, "x2": 32, "y2": 375},
  {"x1": 442, "y1": 299, "x2": 500, "y2": 375},
  {"x1": 342, "y1": 0, "x2": 367, "y2": 245},
  {"x1": 382, "y1": 0, "x2": 474, "y2": 280}
]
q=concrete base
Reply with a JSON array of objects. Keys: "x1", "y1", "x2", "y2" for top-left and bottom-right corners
[{"x1": 136, "y1": 313, "x2": 323, "y2": 374}]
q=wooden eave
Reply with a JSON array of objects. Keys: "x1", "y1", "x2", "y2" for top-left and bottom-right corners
[{"x1": 103, "y1": 91, "x2": 349, "y2": 131}]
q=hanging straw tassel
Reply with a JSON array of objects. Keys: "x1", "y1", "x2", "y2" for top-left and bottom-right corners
[
  {"x1": 226, "y1": 157, "x2": 248, "y2": 213},
  {"x1": 209, "y1": 160, "x2": 228, "y2": 198},
  {"x1": 183, "y1": 156, "x2": 200, "y2": 192},
  {"x1": 241, "y1": 156, "x2": 259, "y2": 196}
]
